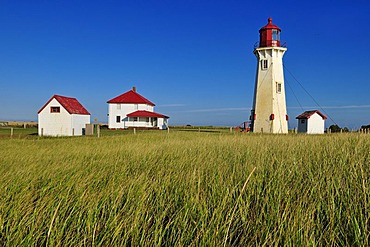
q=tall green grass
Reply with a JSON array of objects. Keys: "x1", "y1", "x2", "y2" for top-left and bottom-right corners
[{"x1": 0, "y1": 132, "x2": 369, "y2": 246}]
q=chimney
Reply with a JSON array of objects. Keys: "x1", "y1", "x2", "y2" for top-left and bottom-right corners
[{"x1": 132, "y1": 86, "x2": 136, "y2": 92}]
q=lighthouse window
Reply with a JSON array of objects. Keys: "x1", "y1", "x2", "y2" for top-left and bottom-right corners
[
  {"x1": 272, "y1": 30, "x2": 280, "y2": 40},
  {"x1": 276, "y1": 83, "x2": 282, "y2": 93},
  {"x1": 261, "y1": 60, "x2": 268, "y2": 70}
]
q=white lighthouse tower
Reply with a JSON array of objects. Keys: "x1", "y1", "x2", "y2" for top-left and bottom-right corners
[{"x1": 251, "y1": 18, "x2": 288, "y2": 134}]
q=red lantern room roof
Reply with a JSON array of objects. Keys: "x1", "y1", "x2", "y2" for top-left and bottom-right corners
[{"x1": 259, "y1": 18, "x2": 281, "y2": 33}]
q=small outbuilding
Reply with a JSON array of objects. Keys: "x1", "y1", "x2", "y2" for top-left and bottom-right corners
[
  {"x1": 107, "y1": 87, "x2": 169, "y2": 130},
  {"x1": 38, "y1": 95, "x2": 91, "y2": 136},
  {"x1": 296, "y1": 110, "x2": 327, "y2": 134}
]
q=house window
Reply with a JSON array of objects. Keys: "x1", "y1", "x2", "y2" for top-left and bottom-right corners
[
  {"x1": 261, "y1": 59, "x2": 268, "y2": 70},
  {"x1": 116, "y1": 104, "x2": 121, "y2": 110},
  {"x1": 134, "y1": 104, "x2": 138, "y2": 110},
  {"x1": 50, "y1": 106, "x2": 60, "y2": 113},
  {"x1": 276, "y1": 82, "x2": 282, "y2": 93},
  {"x1": 116, "y1": 116, "x2": 121, "y2": 123},
  {"x1": 133, "y1": 117, "x2": 138, "y2": 122},
  {"x1": 301, "y1": 119, "x2": 305, "y2": 124}
]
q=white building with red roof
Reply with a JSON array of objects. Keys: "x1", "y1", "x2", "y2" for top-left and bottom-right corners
[
  {"x1": 107, "y1": 87, "x2": 169, "y2": 130},
  {"x1": 296, "y1": 110, "x2": 327, "y2": 134},
  {"x1": 38, "y1": 95, "x2": 91, "y2": 136}
]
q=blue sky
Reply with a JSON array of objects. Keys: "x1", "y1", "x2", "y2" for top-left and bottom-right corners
[{"x1": 1, "y1": 0, "x2": 369, "y2": 129}]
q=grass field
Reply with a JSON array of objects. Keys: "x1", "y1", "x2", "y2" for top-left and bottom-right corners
[{"x1": 0, "y1": 129, "x2": 369, "y2": 246}]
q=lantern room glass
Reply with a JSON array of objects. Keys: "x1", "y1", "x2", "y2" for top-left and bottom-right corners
[{"x1": 272, "y1": 29, "x2": 280, "y2": 41}]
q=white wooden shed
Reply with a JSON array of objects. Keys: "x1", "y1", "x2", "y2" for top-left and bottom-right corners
[
  {"x1": 107, "y1": 87, "x2": 169, "y2": 130},
  {"x1": 38, "y1": 95, "x2": 91, "y2": 136},
  {"x1": 296, "y1": 110, "x2": 327, "y2": 134}
]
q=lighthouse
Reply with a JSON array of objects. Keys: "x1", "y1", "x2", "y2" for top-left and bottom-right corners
[{"x1": 250, "y1": 18, "x2": 288, "y2": 134}]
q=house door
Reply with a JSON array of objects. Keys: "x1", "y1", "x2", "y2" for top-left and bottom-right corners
[{"x1": 153, "y1": 118, "x2": 157, "y2": 127}]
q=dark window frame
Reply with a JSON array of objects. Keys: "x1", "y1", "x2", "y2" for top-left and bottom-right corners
[
  {"x1": 276, "y1": 82, "x2": 282, "y2": 94},
  {"x1": 261, "y1": 59, "x2": 268, "y2": 70},
  {"x1": 50, "y1": 106, "x2": 60, "y2": 113}
]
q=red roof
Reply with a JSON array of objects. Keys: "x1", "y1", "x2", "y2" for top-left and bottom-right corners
[
  {"x1": 127, "y1": 110, "x2": 169, "y2": 119},
  {"x1": 107, "y1": 90, "x2": 155, "y2": 106},
  {"x1": 296, "y1": 110, "x2": 327, "y2": 120},
  {"x1": 259, "y1": 17, "x2": 281, "y2": 32},
  {"x1": 38, "y1": 95, "x2": 90, "y2": 115}
]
